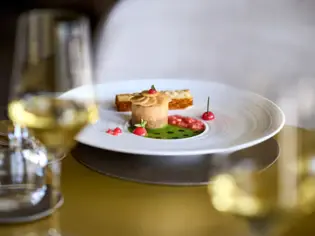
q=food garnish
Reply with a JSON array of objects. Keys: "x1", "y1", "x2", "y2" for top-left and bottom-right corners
[
  {"x1": 201, "y1": 96, "x2": 215, "y2": 121},
  {"x1": 106, "y1": 127, "x2": 122, "y2": 136},
  {"x1": 148, "y1": 85, "x2": 157, "y2": 94},
  {"x1": 133, "y1": 119, "x2": 147, "y2": 136}
]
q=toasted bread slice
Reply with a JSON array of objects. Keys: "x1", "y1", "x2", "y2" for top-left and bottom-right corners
[{"x1": 115, "y1": 90, "x2": 193, "y2": 111}]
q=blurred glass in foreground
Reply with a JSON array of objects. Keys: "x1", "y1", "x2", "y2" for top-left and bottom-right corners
[
  {"x1": 0, "y1": 144, "x2": 48, "y2": 212},
  {"x1": 6, "y1": 9, "x2": 98, "y2": 235},
  {"x1": 8, "y1": 9, "x2": 98, "y2": 162},
  {"x1": 208, "y1": 131, "x2": 315, "y2": 236}
]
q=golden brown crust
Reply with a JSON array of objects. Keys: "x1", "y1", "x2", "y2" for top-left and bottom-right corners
[
  {"x1": 115, "y1": 95, "x2": 132, "y2": 112},
  {"x1": 115, "y1": 97, "x2": 193, "y2": 112},
  {"x1": 169, "y1": 98, "x2": 193, "y2": 110}
]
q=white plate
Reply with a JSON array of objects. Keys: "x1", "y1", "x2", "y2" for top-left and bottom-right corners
[{"x1": 61, "y1": 79, "x2": 285, "y2": 156}]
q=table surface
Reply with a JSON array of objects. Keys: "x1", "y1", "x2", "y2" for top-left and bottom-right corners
[{"x1": 1, "y1": 125, "x2": 315, "y2": 236}]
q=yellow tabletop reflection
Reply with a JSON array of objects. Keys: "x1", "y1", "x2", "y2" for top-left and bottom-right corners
[{"x1": 1, "y1": 126, "x2": 315, "y2": 236}]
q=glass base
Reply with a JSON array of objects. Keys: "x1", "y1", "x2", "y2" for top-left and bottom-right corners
[{"x1": 0, "y1": 185, "x2": 63, "y2": 224}]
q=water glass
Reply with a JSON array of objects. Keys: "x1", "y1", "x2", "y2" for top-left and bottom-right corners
[{"x1": 0, "y1": 145, "x2": 48, "y2": 212}]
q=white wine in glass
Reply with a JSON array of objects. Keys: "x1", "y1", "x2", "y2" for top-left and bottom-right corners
[
  {"x1": 208, "y1": 153, "x2": 315, "y2": 236},
  {"x1": 8, "y1": 10, "x2": 98, "y2": 235},
  {"x1": 8, "y1": 10, "x2": 98, "y2": 160}
]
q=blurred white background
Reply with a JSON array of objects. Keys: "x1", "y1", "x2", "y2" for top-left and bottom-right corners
[{"x1": 95, "y1": 0, "x2": 315, "y2": 129}]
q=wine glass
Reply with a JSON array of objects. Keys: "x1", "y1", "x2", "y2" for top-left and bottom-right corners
[
  {"x1": 8, "y1": 9, "x2": 97, "y2": 161},
  {"x1": 208, "y1": 149, "x2": 315, "y2": 236},
  {"x1": 7, "y1": 9, "x2": 97, "y2": 235}
]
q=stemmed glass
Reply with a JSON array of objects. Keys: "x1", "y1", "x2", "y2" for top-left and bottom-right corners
[
  {"x1": 7, "y1": 9, "x2": 98, "y2": 235},
  {"x1": 9, "y1": 9, "x2": 97, "y2": 158},
  {"x1": 208, "y1": 144, "x2": 315, "y2": 236}
]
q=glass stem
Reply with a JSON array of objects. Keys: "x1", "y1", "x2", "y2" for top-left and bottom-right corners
[{"x1": 48, "y1": 153, "x2": 62, "y2": 236}]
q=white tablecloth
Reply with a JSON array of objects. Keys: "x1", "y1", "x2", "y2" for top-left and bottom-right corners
[{"x1": 95, "y1": 0, "x2": 315, "y2": 129}]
